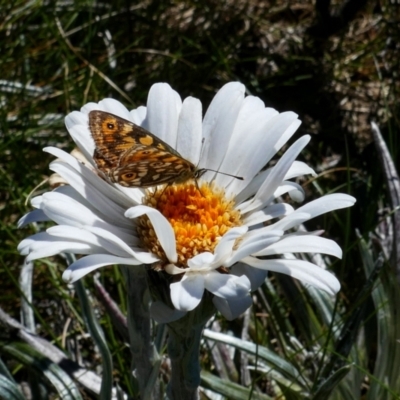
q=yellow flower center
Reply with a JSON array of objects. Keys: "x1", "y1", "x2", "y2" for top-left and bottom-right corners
[{"x1": 137, "y1": 182, "x2": 242, "y2": 268}]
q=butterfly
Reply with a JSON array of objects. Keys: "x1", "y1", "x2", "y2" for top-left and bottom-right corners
[{"x1": 88, "y1": 110, "x2": 242, "y2": 188}]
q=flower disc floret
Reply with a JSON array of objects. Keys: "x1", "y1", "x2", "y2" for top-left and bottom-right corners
[{"x1": 137, "y1": 182, "x2": 242, "y2": 267}]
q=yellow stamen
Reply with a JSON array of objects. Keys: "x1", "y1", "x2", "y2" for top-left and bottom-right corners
[{"x1": 137, "y1": 182, "x2": 242, "y2": 269}]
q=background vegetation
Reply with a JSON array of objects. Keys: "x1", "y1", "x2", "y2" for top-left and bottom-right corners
[{"x1": 1, "y1": 0, "x2": 399, "y2": 398}]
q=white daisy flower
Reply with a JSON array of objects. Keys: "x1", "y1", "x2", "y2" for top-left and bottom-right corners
[{"x1": 18, "y1": 82, "x2": 355, "y2": 320}]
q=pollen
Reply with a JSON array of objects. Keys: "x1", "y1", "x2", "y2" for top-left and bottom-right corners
[{"x1": 137, "y1": 182, "x2": 242, "y2": 268}]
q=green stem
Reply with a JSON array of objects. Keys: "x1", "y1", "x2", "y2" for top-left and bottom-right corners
[
  {"x1": 166, "y1": 293, "x2": 216, "y2": 400},
  {"x1": 123, "y1": 265, "x2": 160, "y2": 400}
]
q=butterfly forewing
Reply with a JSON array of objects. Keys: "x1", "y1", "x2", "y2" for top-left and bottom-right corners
[
  {"x1": 88, "y1": 110, "x2": 197, "y2": 187},
  {"x1": 89, "y1": 111, "x2": 140, "y2": 169}
]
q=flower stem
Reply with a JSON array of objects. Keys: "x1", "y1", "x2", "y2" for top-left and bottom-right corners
[
  {"x1": 123, "y1": 265, "x2": 160, "y2": 400},
  {"x1": 166, "y1": 294, "x2": 216, "y2": 400}
]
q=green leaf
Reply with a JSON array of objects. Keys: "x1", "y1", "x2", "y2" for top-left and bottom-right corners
[
  {"x1": 203, "y1": 329, "x2": 309, "y2": 389},
  {"x1": 201, "y1": 371, "x2": 273, "y2": 400},
  {"x1": 358, "y1": 237, "x2": 400, "y2": 399},
  {"x1": 312, "y1": 365, "x2": 352, "y2": 400},
  {"x1": 0, "y1": 374, "x2": 25, "y2": 400},
  {"x1": 0, "y1": 342, "x2": 82, "y2": 400},
  {"x1": 74, "y1": 278, "x2": 114, "y2": 400}
]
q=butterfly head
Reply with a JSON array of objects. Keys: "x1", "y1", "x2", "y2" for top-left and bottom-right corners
[{"x1": 194, "y1": 168, "x2": 208, "y2": 180}]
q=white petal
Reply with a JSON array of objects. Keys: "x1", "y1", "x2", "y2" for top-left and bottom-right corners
[
  {"x1": 274, "y1": 182, "x2": 305, "y2": 202},
  {"x1": 144, "y1": 83, "x2": 182, "y2": 147},
  {"x1": 288, "y1": 185, "x2": 305, "y2": 203},
  {"x1": 31, "y1": 195, "x2": 43, "y2": 209},
  {"x1": 213, "y1": 295, "x2": 253, "y2": 320},
  {"x1": 294, "y1": 193, "x2": 356, "y2": 218},
  {"x1": 40, "y1": 192, "x2": 133, "y2": 243},
  {"x1": 18, "y1": 210, "x2": 50, "y2": 228},
  {"x1": 187, "y1": 252, "x2": 215, "y2": 270},
  {"x1": 170, "y1": 274, "x2": 205, "y2": 311},
  {"x1": 130, "y1": 106, "x2": 147, "y2": 125},
  {"x1": 165, "y1": 263, "x2": 187, "y2": 275},
  {"x1": 18, "y1": 232, "x2": 102, "y2": 261},
  {"x1": 64, "y1": 112, "x2": 95, "y2": 162},
  {"x1": 235, "y1": 162, "x2": 313, "y2": 206},
  {"x1": 125, "y1": 205, "x2": 177, "y2": 263},
  {"x1": 78, "y1": 101, "x2": 99, "y2": 113},
  {"x1": 254, "y1": 235, "x2": 342, "y2": 258},
  {"x1": 53, "y1": 184, "x2": 111, "y2": 217},
  {"x1": 226, "y1": 114, "x2": 301, "y2": 197},
  {"x1": 225, "y1": 230, "x2": 283, "y2": 267},
  {"x1": 46, "y1": 225, "x2": 155, "y2": 264},
  {"x1": 47, "y1": 225, "x2": 107, "y2": 244},
  {"x1": 284, "y1": 161, "x2": 316, "y2": 180},
  {"x1": 231, "y1": 262, "x2": 268, "y2": 291},
  {"x1": 45, "y1": 146, "x2": 139, "y2": 208},
  {"x1": 176, "y1": 96, "x2": 202, "y2": 165},
  {"x1": 28, "y1": 242, "x2": 97, "y2": 262},
  {"x1": 239, "y1": 229, "x2": 283, "y2": 248},
  {"x1": 49, "y1": 161, "x2": 133, "y2": 227},
  {"x1": 242, "y1": 203, "x2": 294, "y2": 227},
  {"x1": 65, "y1": 110, "x2": 87, "y2": 130},
  {"x1": 201, "y1": 82, "x2": 245, "y2": 181},
  {"x1": 204, "y1": 272, "x2": 250, "y2": 299},
  {"x1": 242, "y1": 257, "x2": 340, "y2": 295},
  {"x1": 18, "y1": 232, "x2": 60, "y2": 255},
  {"x1": 271, "y1": 194, "x2": 356, "y2": 231},
  {"x1": 267, "y1": 214, "x2": 307, "y2": 233},
  {"x1": 40, "y1": 192, "x2": 99, "y2": 226},
  {"x1": 211, "y1": 226, "x2": 248, "y2": 267},
  {"x1": 90, "y1": 98, "x2": 132, "y2": 120},
  {"x1": 62, "y1": 254, "x2": 142, "y2": 283},
  {"x1": 51, "y1": 191, "x2": 134, "y2": 244},
  {"x1": 235, "y1": 161, "x2": 316, "y2": 209},
  {"x1": 235, "y1": 168, "x2": 271, "y2": 205},
  {"x1": 274, "y1": 118, "x2": 302, "y2": 152},
  {"x1": 215, "y1": 96, "x2": 275, "y2": 189},
  {"x1": 240, "y1": 135, "x2": 311, "y2": 214},
  {"x1": 185, "y1": 226, "x2": 247, "y2": 270},
  {"x1": 84, "y1": 226, "x2": 156, "y2": 263},
  {"x1": 113, "y1": 185, "x2": 144, "y2": 205}
]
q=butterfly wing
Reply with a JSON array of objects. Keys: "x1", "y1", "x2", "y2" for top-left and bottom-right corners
[
  {"x1": 88, "y1": 110, "x2": 182, "y2": 173},
  {"x1": 112, "y1": 145, "x2": 195, "y2": 187},
  {"x1": 89, "y1": 110, "x2": 196, "y2": 187}
]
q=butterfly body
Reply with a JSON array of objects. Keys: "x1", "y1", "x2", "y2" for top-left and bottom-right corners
[{"x1": 88, "y1": 110, "x2": 207, "y2": 188}]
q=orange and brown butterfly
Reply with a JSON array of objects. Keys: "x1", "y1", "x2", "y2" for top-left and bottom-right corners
[{"x1": 88, "y1": 110, "x2": 209, "y2": 188}]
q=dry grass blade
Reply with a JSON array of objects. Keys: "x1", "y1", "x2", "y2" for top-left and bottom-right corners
[
  {"x1": 371, "y1": 122, "x2": 400, "y2": 284},
  {"x1": 0, "y1": 306, "x2": 103, "y2": 396}
]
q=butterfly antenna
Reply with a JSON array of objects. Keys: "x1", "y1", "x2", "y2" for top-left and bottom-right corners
[
  {"x1": 197, "y1": 138, "x2": 243, "y2": 180},
  {"x1": 205, "y1": 169, "x2": 244, "y2": 180}
]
